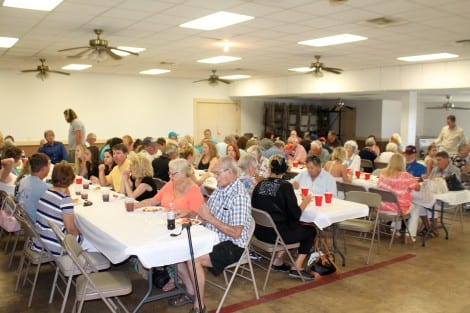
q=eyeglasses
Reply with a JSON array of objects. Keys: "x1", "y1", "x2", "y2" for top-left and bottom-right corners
[
  {"x1": 213, "y1": 168, "x2": 230, "y2": 176},
  {"x1": 168, "y1": 171, "x2": 180, "y2": 177}
]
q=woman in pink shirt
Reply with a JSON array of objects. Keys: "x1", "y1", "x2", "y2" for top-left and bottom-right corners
[{"x1": 377, "y1": 153, "x2": 420, "y2": 243}]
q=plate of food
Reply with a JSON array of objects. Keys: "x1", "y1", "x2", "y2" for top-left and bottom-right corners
[
  {"x1": 176, "y1": 218, "x2": 202, "y2": 226},
  {"x1": 71, "y1": 197, "x2": 84, "y2": 205},
  {"x1": 137, "y1": 206, "x2": 164, "y2": 213}
]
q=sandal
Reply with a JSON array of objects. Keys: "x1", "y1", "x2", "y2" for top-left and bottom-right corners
[
  {"x1": 168, "y1": 294, "x2": 193, "y2": 307},
  {"x1": 162, "y1": 278, "x2": 175, "y2": 292}
]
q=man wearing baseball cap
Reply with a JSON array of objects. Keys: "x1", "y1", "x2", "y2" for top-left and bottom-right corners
[
  {"x1": 168, "y1": 131, "x2": 179, "y2": 142},
  {"x1": 404, "y1": 145, "x2": 426, "y2": 178}
]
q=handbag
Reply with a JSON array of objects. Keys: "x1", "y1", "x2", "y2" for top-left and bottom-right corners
[
  {"x1": 0, "y1": 195, "x2": 21, "y2": 233},
  {"x1": 426, "y1": 177, "x2": 449, "y2": 194},
  {"x1": 152, "y1": 267, "x2": 170, "y2": 289},
  {"x1": 445, "y1": 174, "x2": 465, "y2": 191},
  {"x1": 308, "y1": 238, "x2": 338, "y2": 276}
]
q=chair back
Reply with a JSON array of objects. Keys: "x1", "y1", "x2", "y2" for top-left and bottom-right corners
[
  {"x1": 372, "y1": 169, "x2": 382, "y2": 177},
  {"x1": 368, "y1": 187, "x2": 398, "y2": 203},
  {"x1": 48, "y1": 221, "x2": 66, "y2": 245},
  {"x1": 251, "y1": 208, "x2": 276, "y2": 229},
  {"x1": 336, "y1": 181, "x2": 345, "y2": 193},
  {"x1": 361, "y1": 159, "x2": 374, "y2": 171},
  {"x1": 15, "y1": 213, "x2": 54, "y2": 257},
  {"x1": 345, "y1": 191, "x2": 381, "y2": 209},
  {"x1": 342, "y1": 182, "x2": 367, "y2": 193},
  {"x1": 153, "y1": 177, "x2": 167, "y2": 190},
  {"x1": 374, "y1": 162, "x2": 388, "y2": 169}
]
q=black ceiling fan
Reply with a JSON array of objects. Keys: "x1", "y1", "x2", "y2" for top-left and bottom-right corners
[
  {"x1": 193, "y1": 70, "x2": 230, "y2": 85},
  {"x1": 330, "y1": 98, "x2": 354, "y2": 112}
]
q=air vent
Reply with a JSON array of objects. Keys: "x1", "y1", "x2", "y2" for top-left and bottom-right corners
[
  {"x1": 160, "y1": 61, "x2": 176, "y2": 65},
  {"x1": 360, "y1": 16, "x2": 408, "y2": 28},
  {"x1": 329, "y1": 0, "x2": 348, "y2": 4},
  {"x1": 456, "y1": 39, "x2": 470, "y2": 46}
]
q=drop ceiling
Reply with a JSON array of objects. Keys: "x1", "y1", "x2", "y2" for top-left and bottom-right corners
[{"x1": 0, "y1": 0, "x2": 470, "y2": 83}]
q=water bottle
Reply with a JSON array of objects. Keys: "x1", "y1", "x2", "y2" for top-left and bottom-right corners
[{"x1": 167, "y1": 202, "x2": 175, "y2": 230}]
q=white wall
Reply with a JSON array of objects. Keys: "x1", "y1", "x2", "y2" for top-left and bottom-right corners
[
  {"x1": 381, "y1": 100, "x2": 403, "y2": 139},
  {"x1": 237, "y1": 98, "x2": 264, "y2": 138},
  {"x1": 347, "y1": 100, "x2": 382, "y2": 139},
  {"x1": 0, "y1": 70, "x2": 233, "y2": 142}
]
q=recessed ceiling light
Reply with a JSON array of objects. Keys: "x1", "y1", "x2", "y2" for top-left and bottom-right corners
[
  {"x1": 219, "y1": 74, "x2": 251, "y2": 80},
  {"x1": 180, "y1": 11, "x2": 254, "y2": 31},
  {"x1": 298, "y1": 34, "x2": 367, "y2": 47},
  {"x1": 216, "y1": 40, "x2": 236, "y2": 52},
  {"x1": 139, "y1": 69, "x2": 171, "y2": 75},
  {"x1": 397, "y1": 53, "x2": 459, "y2": 62},
  {"x1": 0, "y1": 36, "x2": 18, "y2": 48},
  {"x1": 3, "y1": 0, "x2": 63, "y2": 11},
  {"x1": 197, "y1": 56, "x2": 241, "y2": 64},
  {"x1": 288, "y1": 67, "x2": 313, "y2": 73},
  {"x1": 112, "y1": 46, "x2": 146, "y2": 57},
  {"x1": 62, "y1": 64, "x2": 92, "y2": 70}
]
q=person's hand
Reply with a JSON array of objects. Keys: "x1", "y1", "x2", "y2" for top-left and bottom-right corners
[
  {"x1": 98, "y1": 164, "x2": 105, "y2": 172},
  {"x1": 122, "y1": 169, "x2": 130, "y2": 178},
  {"x1": 198, "y1": 203, "x2": 213, "y2": 223},
  {"x1": 90, "y1": 176, "x2": 99, "y2": 184},
  {"x1": 292, "y1": 181, "x2": 299, "y2": 189},
  {"x1": 0, "y1": 158, "x2": 14, "y2": 167}
]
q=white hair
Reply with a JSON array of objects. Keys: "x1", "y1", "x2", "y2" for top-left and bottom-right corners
[
  {"x1": 344, "y1": 140, "x2": 358, "y2": 153},
  {"x1": 238, "y1": 154, "x2": 258, "y2": 171},
  {"x1": 385, "y1": 142, "x2": 398, "y2": 153},
  {"x1": 310, "y1": 140, "x2": 322, "y2": 149},
  {"x1": 247, "y1": 145, "x2": 263, "y2": 158}
]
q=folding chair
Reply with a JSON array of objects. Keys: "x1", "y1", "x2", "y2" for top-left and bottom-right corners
[
  {"x1": 63, "y1": 234, "x2": 132, "y2": 313},
  {"x1": 14, "y1": 212, "x2": 55, "y2": 307},
  {"x1": 0, "y1": 192, "x2": 22, "y2": 269},
  {"x1": 208, "y1": 217, "x2": 259, "y2": 313},
  {"x1": 48, "y1": 221, "x2": 111, "y2": 313},
  {"x1": 337, "y1": 191, "x2": 382, "y2": 264},
  {"x1": 374, "y1": 161, "x2": 388, "y2": 169},
  {"x1": 152, "y1": 177, "x2": 167, "y2": 191},
  {"x1": 360, "y1": 159, "x2": 374, "y2": 172},
  {"x1": 250, "y1": 208, "x2": 304, "y2": 291},
  {"x1": 369, "y1": 187, "x2": 414, "y2": 248}
]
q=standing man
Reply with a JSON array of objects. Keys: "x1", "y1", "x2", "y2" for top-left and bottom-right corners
[
  {"x1": 177, "y1": 157, "x2": 251, "y2": 313},
  {"x1": 98, "y1": 143, "x2": 130, "y2": 191},
  {"x1": 38, "y1": 130, "x2": 68, "y2": 164},
  {"x1": 435, "y1": 115, "x2": 466, "y2": 155},
  {"x1": 63, "y1": 108, "x2": 86, "y2": 163}
]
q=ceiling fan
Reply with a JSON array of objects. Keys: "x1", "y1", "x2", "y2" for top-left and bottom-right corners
[
  {"x1": 330, "y1": 98, "x2": 354, "y2": 112},
  {"x1": 58, "y1": 29, "x2": 138, "y2": 62},
  {"x1": 306, "y1": 55, "x2": 343, "y2": 77},
  {"x1": 21, "y1": 58, "x2": 70, "y2": 81},
  {"x1": 426, "y1": 95, "x2": 470, "y2": 110},
  {"x1": 193, "y1": 70, "x2": 230, "y2": 85}
]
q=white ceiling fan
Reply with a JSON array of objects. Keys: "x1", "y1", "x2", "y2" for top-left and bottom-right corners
[{"x1": 426, "y1": 95, "x2": 470, "y2": 111}]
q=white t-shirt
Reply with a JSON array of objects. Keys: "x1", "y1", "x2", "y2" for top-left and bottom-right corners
[{"x1": 435, "y1": 125, "x2": 466, "y2": 155}]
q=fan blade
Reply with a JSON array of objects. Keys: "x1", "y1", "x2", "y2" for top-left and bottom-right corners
[
  {"x1": 58, "y1": 46, "x2": 90, "y2": 52},
  {"x1": 217, "y1": 78, "x2": 231, "y2": 84},
  {"x1": 426, "y1": 107, "x2": 445, "y2": 110},
  {"x1": 345, "y1": 105, "x2": 355, "y2": 110},
  {"x1": 67, "y1": 48, "x2": 94, "y2": 58},
  {"x1": 109, "y1": 46, "x2": 139, "y2": 56},
  {"x1": 105, "y1": 48, "x2": 122, "y2": 60},
  {"x1": 323, "y1": 67, "x2": 343, "y2": 74},
  {"x1": 453, "y1": 107, "x2": 470, "y2": 110},
  {"x1": 21, "y1": 69, "x2": 38, "y2": 73},
  {"x1": 49, "y1": 70, "x2": 71, "y2": 76},
  {"x1": 193, "y1": 79, "x2": 209, "y2": 83}
]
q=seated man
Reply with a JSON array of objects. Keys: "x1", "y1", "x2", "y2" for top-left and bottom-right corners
[
  {"x1": 286, "y1": 136, "x2": 307, "y2": 164},
  {"x1": 308, "y1": 140, "x2": 330, "y2": 165},
  {"x1": 451, "y1": 143, "x2": 468, "y2": 173},
  {"x1": 15, "y1": 153, "x2": 50, "y2": 222},
  {"x1": 38, "y1": 130, "x2": 68, "y2": 164},
  {"x1": 359, "y1": 137, "x2": 377, "y2": 173},
  {"x1": 178, "y1": 156, "x2": 252, "y2": 313},
  {"x1": 290, "y1": 155, "x2": 337, "y2": 196},
  {"x1": 404, "y1": 145, "x2": 426, "y2": 178},
  {"x1": 98, "y1": 143, "x2": 130, "y2": 191}
]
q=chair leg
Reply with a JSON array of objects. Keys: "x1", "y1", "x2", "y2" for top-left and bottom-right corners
[
  {"x1": 59, "y1": 275, "x2": 75, "y2": 313},
  {"x1": 216, "y1": 260, "x2": 244, "y2": 313},
  {"x1": 247, "y1": 257, "x2": 259, "y2": 300},
  {"x1": 7, "y1": 231, "x2": 20, "y2": 269},
  {"x1": 49, "y1": 267, "x2": 61, "y2": 303},
  {"x1": 28, "y1": 262, "x2": 43, "y2": 307},
  {"x1": 262, "y1": 249, "x2": 276, "y2": 291},
  {"x1": 15, "y1": 252, "x2": 26, "y2": 291}
]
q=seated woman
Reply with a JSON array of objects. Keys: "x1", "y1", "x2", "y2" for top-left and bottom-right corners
[
  {"x1": 85, "y1": 146, "x2": 100, "y2": 179},
  {"x1": 33, "y1": 162, "x2": 81, "y2": 256},
  {"x1": 251, "y1": 155, "x2": 316, "y2": 280},
  {"x1": 376, "y1": 142, "x2": 398, "y2": 164},
  {"x1": 179, "y1": 146, "x2": 210, "y2": 186},
  {"x1": 377, "y1": 153, "x2": 420, "y2": 243},
  {"x1": 343, "y1": 140, "x2": 361, "y2": 172},
  {"x1": 323, "y1": 147, "x2": 352, "y2": 183},
  {"x1": 121, "y1": 154, "x2": 157, "y2": 201},
  {"x1": 137, "y1": 158, "x2": 204, "y2": 217},
  {"x1": 238, "y1": 153, "x2": 258, "y2": 196},
  {"x1": 90, "y1": 149, "x2": 114, "y2": 184},
  {"x1": 226, "y1": 143, "x2": 240, "y2": 161},
  {"x1": 197, "y1": 139, "x2": 218, "y2": 172},
  {"x1": 74, "y1": 144, "x2": 88, "y2": 177}
]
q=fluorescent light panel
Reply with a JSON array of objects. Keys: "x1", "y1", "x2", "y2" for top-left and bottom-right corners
[
  {"x1": 298, "y1": 34, "x2": 367, "y2": 47},
  {"x1": 62, "y1": 64, "x2": 92, "y2": 70},
  {"x1": 3, "y1": 0, "x2": 63, "y2": 11},
  {"x1": 288, "y1": 67, "x2": 312, "y2": 73},
  {"x1": 112, "y1": 46, "x2": 146, "y2": 57},
  {"x1": 197, "y1": 56, "x2": 240, "y2": 64},
  {"x1": 0, "y1": 36, "x2": 18, "y2": 48},
  {"x1": 397, "y1": 53, "x2": 459, "y2": 62},
  {"x1": 180, "y1": 11, "x2": 254, "y2": 31},
  {"x1": 219, "y1": 74, "x2": 251, "y2": 80},
  {"x1": 139, "y1": 69, "x2": 170, "y2": 75}
]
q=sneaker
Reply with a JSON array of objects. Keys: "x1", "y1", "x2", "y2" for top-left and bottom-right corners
[
  {"x1": 249, "y1": 251, "x2": 261, "y2": 261},
  {"x1": 271, "y1": 263, "x2": 290, "y2": 272},
  {"x1": 288, "y1": 270, "x2": 314, "y2": 280}
]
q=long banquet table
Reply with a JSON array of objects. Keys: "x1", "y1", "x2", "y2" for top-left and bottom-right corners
[{"x1": 72, "y1": 184, "x2": 219, "y2": 312}]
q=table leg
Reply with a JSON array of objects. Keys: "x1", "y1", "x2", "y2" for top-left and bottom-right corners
[
  {"x1": 440, "y1": 202, "x2": 449, "y2": 240},
  {"x1": 332, "y1": 223, "x2": 346, "y2": 267},
  {"x1": 422, "y1": 206, "x2": 434, "y2": 247}
]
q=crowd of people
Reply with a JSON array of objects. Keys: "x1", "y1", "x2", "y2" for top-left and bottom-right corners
[{"x1": 0, "y1": 111, "x2": 468, "y2": 313}]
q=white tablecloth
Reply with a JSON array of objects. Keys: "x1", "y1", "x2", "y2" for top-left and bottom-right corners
[
  {"x1": 298, "y1": 194, "x2": 369, "y2": 230},
  {"x1": 74, "y1": 186, "x2": 219, "y2": 268},
  {"x1": 194, "y1": 170, "x2": 217, "y2": 190},
  {"x1": 350, "y1": 175, "x2": 379, "y2": 191}
]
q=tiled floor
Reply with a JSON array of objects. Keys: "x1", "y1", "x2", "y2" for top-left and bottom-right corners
[{"x1": 1, "y1": 209, "x2": 469, "y2": 313}]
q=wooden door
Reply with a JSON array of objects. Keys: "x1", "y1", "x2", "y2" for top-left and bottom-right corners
[
  {"x1": 340, "y1": 108, "x2": 356, "y2": 141},
  {"x1": 194, "y1": 99, "x2": 241, "y2": 143}
]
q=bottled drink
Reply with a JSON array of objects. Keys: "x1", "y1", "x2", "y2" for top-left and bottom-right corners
[{"x1": 167, "y1": 202, "x2": 175, "y2": 230}]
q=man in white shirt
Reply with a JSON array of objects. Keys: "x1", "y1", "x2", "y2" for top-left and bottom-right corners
[
  {"x1": 290, "y1": 155, "x2": 337, "y2": 196},
  {"x1": 435, "y1": 115, "x2": 466, "y2": 155}
]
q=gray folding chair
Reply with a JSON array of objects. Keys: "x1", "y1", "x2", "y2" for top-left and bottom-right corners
[
  {"x1": 250, "y1": 208, "x2": 304, "y2": 290},
  {"x1": 337, "y1": 191, "x2": 382, "y2": 264},
  {"x1": 48, "y1": 221, "x2": 111, "y2": 313},
  {"x1": 360, "y1": 159, "x2": 374, "y2": 172},
  {"x1": 63, "y1": 234, "x2": 132, "y2": 313},
  {"x1": 0, "y1": 193, "x2": 22, "y2": 269},
  {"x1": 374, "y1": 161, "x2": 388, "y2": 169},
  {"x1": 152, "y1": 177, "x2": 167, "y2": 191},
  {"x1": 208, "y1": 217, "x2": 259, "y2": 313}
]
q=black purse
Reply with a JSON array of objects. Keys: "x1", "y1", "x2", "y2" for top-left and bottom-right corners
[
  {"x1": 445, "y1": 174, "x2": 465, "y2": 191},
  {"x1": 152, "y1": 267, "x2": 170, "y2": 289},
  {"x1": 308, "y1": 238, "x2": 337, "y2": 276}
]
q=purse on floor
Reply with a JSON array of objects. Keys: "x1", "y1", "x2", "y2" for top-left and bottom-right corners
[
  {"x1": 308, "y1": 238, "x2": 337, "y2": 276},
  {"x1": 445, "y1": 174, "x2": 465, "y2": 191}
]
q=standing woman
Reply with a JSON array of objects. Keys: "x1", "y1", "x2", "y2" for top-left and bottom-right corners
[
  {"x1": 63, "y1": 108, "x2": 86, "y2": 163},
  {"x1": 74, "y1": 144, "x2": 88, "y2": 177},
  {"x1": 121, "y1": 154, "x2": 157, "y2": 201},
  {"x1": 197, "y1": 139, "x2": 218, "y2": 172}
]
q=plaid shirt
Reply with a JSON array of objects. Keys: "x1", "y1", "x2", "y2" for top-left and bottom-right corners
[{"x1": 206, "y1": 178, "x2": 252, "y2": 248}]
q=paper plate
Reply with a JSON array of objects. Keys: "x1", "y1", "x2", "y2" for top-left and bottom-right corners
[{"x1": 137, "y1": 206, "x2": 164, "y2": 213}]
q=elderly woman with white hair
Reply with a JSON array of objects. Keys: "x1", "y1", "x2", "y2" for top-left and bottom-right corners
[
  {"x1": 247, "y1": 145, "x2": 270, "y2": 181},
  {"x1": 376, "y1": 142, "x2": 398, "y2": 164},
  {"x1": 389, "y1": 133, "x2": 404, "y2": 153},
  {"x1": 343, "y1": 140, "x2": 361, "y2": 172},
  {"x1": 238, "y1": 153, "x2": 259, "y2": 195}
]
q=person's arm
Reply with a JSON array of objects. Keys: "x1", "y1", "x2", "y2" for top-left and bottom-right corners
[
  {"x1": 61, "y1": 143, "x2": 68, "y2": 162},
  {"x1": 290, "y1": 173, "x2": 301, "y2": 189},
  {"x1": 135, "y1": 185, "x2": 164, "y2": 208},
  {"x1": 207, "y1": 157, "x2": 218, "y2": 173},
  {"x1": 198, "y1": 203, "x2": 244, "y2": 238},
  {"x1": 98, "y1": 164, "x2": 110, "y2": 186},
  {"x1": 434, "y1": 128, "x2": 444, "y2": 145},
  {"x1": 63, "y1": 213, "x2": 80, "y2": 236},
  {"x1": 341, "y1": 165, "x2": 352, "y2": 183},
  {"x1": 74, "y1": 129, "x2": 83, "y2": 145},
  {"x1": 0, "y1": 158, "x2": 14, "y2": 182}
]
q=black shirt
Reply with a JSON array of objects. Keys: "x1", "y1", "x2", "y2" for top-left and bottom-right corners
[
  {"x1": 152, "y1": 156, "x2": 170, "y2": 182},
  {"x1": 131, "y1": 176, "x2": 157, "y2": 202}
]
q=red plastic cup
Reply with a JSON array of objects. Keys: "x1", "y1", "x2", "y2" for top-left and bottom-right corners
[
  {"x1": 324, "y1": 192, "x2": 333, "y2": 204},
  {"x1": 355, "y1": 170, "x2": 361, "y2": 179},
  {"x1": 75, "y1": 176, "x2": 83, "y2": 184},
  {"x1": 293, "y1": 161, "x2": 299, "y2": 168},
  {"x1": 301, "y1": 188, "x2": 309, "y2": 197},
  {"x1": 314, "y1": 195, "x2": 323, "y2": 206},
  {"x1": 364, "y1": 173, "x2": 371, "y2": 180}
]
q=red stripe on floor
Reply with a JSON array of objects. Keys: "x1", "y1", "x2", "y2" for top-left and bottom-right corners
[{"x1": 211, "y1": 253, "x2": 416, "y2": 313}]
